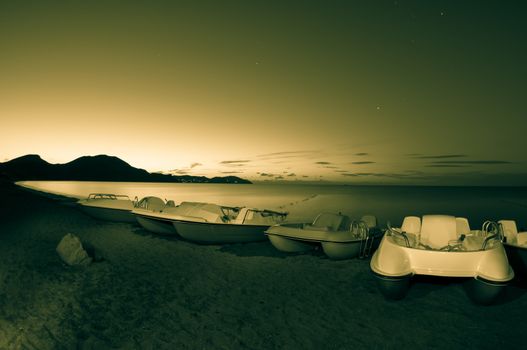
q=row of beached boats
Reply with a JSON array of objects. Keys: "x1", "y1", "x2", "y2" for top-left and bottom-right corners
[{"x1": 77, "y1": 193, "x2": 527, "y2": 304}]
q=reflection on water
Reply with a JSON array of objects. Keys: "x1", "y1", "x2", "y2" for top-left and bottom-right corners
[{"x1": 18, "y1": 181, "x2": 527, "y2": 228}]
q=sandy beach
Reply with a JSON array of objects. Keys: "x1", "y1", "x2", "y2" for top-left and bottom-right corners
[{"x1": 1, "y1": 179, "x2": 526, "y2": 349}]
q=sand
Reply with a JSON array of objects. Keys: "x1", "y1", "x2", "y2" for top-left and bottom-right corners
[{"x1": 0, "y1": 179, "x2": 526, "y2": 349}]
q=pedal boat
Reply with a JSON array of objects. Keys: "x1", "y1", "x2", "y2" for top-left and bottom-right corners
[
  {"x1": 77, "y1": 193, "x2": 137, "y2": 223},
  {"x1": 370, "y1": 215, "x2": 514, "y2": 304},
  {"x1": 499, "y1": 220, "x2": 527, "y2": 280},
  {"x1": 132, "y1": 196, "x2": 179, "y2": 235},
  {"x1": 265, "y1": 213, "x2": 383, "y2": 259},
  {"x1": 164, "y1": 202, "x2": 288, "y2": 244}
]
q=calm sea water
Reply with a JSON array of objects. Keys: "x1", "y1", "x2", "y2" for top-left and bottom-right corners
[{"x1": 18, "y1": 181, "x2": 527, "y2": 229}]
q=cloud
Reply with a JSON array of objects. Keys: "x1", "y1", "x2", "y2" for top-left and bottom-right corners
[
  {"x1": 220, "y1": 160, "x2": 250, "y2": 165},
  {"x1": 287, "y1": 173, "x2": 296, "y2": 177},
  {"x1": 315, "y1": 161, "x2": 331, "y2": 165},
  {"x1": 426, "y1": 164, "x2": 469, "y2": 168},
  {"x1": 412, "y1": 154, "x2": 467, "y2": 159},
  {"x1": 431, "y1": 160, "x2": 512, "y2": 165},
  {"x1": 258, "y1": 173, "x2": 274, "y2": 177},
  {"x1": 410, "y1": 155, "x2": 513, "y2": 166},
  {"x1": 167, "y1": 162, "x2": 203, "y2": 175},
  {"x1": 219, "y1": 160, "x2": 250, "y2": 168},
  {"x1": 339, "y1": 171, "x2": 429, "y2": 180},
  {"x1": 168, "y1": 169, "x2": 190, "y2": 175},
  {"x1": 351, "y1": 161, "x2": 375, "y2": 164},
  {"x1": 275, "y1": 175, "x2": 284, "y2": 180},
  {"x1": 354, "y1": 152, "x2": 369, "y2": 156},
  {"x1": 220, "y1": 171, "x2": 243, "y2": 174},
  {"x1": 256, "y1": 150, "x2": 322, "y2": 161},
  {"x1": 338, "y1": 168, "x2": 527, "y2": 186},
  {"x1": 257, "y1": 150, "x2": 315, "y2": 157}
]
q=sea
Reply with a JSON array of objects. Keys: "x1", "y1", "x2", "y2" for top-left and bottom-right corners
[{"x1": 18, "y1": 181, "x2": 527, "y2": 229}]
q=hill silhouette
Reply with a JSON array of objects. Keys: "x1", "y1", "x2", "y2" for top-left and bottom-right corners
[{"x1": 0, "y1": 155, "x2": 251, "y2": 184}]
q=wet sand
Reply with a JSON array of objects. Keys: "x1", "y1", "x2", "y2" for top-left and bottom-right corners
[{"x1": 0, "y1": 179, "x2": 526, "y2": 349}]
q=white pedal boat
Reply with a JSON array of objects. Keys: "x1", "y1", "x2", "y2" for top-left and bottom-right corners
[
  {"x1": 265, "y1": 213, "x2": 383, "y2": 259},
  {"x1": 370, "y1": 215, "x2": 514, "y2": 304},
  {"x1": 77, "y1": 193, "x2": 137, "y2": 223},
  {"x1": 164, "y1": 202, "x2": 288, "y2": 244},
  {"x1": 499, "y1": 220, "x2": 527, "y2": 279},
  {"x1": 132, "y1": 196, "x2": 179, "y2": 235}
]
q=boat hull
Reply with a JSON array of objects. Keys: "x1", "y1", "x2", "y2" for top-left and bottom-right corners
[
  {"x1": 371, "y1": 235, "x2": 514, "y2": 303},
  {"x1": 135, "y1": 214, "x2": 178, "y2": 235},
  {"x1": 78, "y1": 204, "x2": 136, "y2": 223},
  {"x1": 266, "y1": 223, "x2": 382, "y2": 259},
  {"x1": 322, "y1": 241, "x2": 367, "y2": 260},
  {"x1": 267, "y1": 234, "x2": 316, "y2": 253},
  {"x1": 371, "y1": 236, "x2": 514, "y2": 280},
  {"x1": 173, "y1": 220, "x2": 269, "y2": 244}
]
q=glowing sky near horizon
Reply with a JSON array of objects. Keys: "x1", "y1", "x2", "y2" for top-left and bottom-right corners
[{"x1": 1, "y1": 0, "x2": 526, "y2": 185}]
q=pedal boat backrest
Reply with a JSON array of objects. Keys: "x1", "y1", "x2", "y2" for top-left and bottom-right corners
[
  {"x1": 499, "y1": 220, "x2": 518, "y2": 243},
  {"x1": 420, "y1": 215, "x2": 458, "y2": 249},
  {"x1": 455, "y1": 217, "x2": 471, "y2": 235},
  {"x1": 401, "y1": 216, "x2": 421, "y2": 234},
  {"x1": 360, "y1": 215, "x2": 377, "y2": 229}
]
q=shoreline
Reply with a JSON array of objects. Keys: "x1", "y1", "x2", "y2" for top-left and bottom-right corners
[
  {"x1": 16, "y1": 184, "x2": 81, "y2": 202},
  {"x1": 16, "y1": 181, "x2": 85, "y2": 201},
  {"x1": 1, "y1": 180, "x2": 526, "y2": 349},
  {"x1": 16, "y1": 179, "x2": 527, "y2": 189}
]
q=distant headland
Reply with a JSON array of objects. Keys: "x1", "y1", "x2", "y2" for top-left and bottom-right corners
[{"x1": 0, "y1": 154, "x2": 251, "y2": 184}]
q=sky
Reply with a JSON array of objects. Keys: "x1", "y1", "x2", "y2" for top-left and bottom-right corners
[{"x1": 1, "y1": 0, "x2": 526, "y2": 185}]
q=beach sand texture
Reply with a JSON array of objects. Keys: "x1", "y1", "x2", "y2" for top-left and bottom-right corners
[{"x1": 1, "y1": 180, "x2": 526, "y2": 349}]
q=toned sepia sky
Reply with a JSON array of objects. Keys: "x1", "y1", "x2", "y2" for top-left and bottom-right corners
[{"x1": 1, "y1": 0, "x2": 526, "y2": 185}]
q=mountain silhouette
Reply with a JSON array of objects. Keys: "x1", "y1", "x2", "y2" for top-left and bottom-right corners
[{"x1": 0, "y1": 155, "x2": 251, "y2": 184}]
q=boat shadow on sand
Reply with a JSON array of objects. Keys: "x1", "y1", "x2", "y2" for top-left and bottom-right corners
[
  {"x1": 132, "y1": 226, "x2": 301, "y2": 258},
  {"x1": 218, "y1": 241, "x2": 329, "y2": 259},
  {"x1": 131, "y1": 226, "x2": 180, "y2": 242},
  {"x1": 392, "y1": 275, "x2": 527, "y2": 305}
]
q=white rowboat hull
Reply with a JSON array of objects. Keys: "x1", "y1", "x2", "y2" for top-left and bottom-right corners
[
  {"x1": 78, "y1": 205, "x2": 136, "y2": 223},
  {"x1": 135, "y1": 214, "x2": 178, "y2": 235}
]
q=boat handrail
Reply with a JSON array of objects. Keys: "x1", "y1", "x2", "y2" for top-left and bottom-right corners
[
  {"x1": 482, "y1": 220, "x2": 497, "y2": 234},
  {"x1": 353, "y1": 220, "x2": 375, "y2": 258},
  {"x1": 481, "y1": 220, "x2": 501, "y2": 250},
  {"x1": 387, "y1": 221, "x2": 410, "y2": 247},
  {"x1": 351, "y1": 220, "x2": 369, "y2": 238}
]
